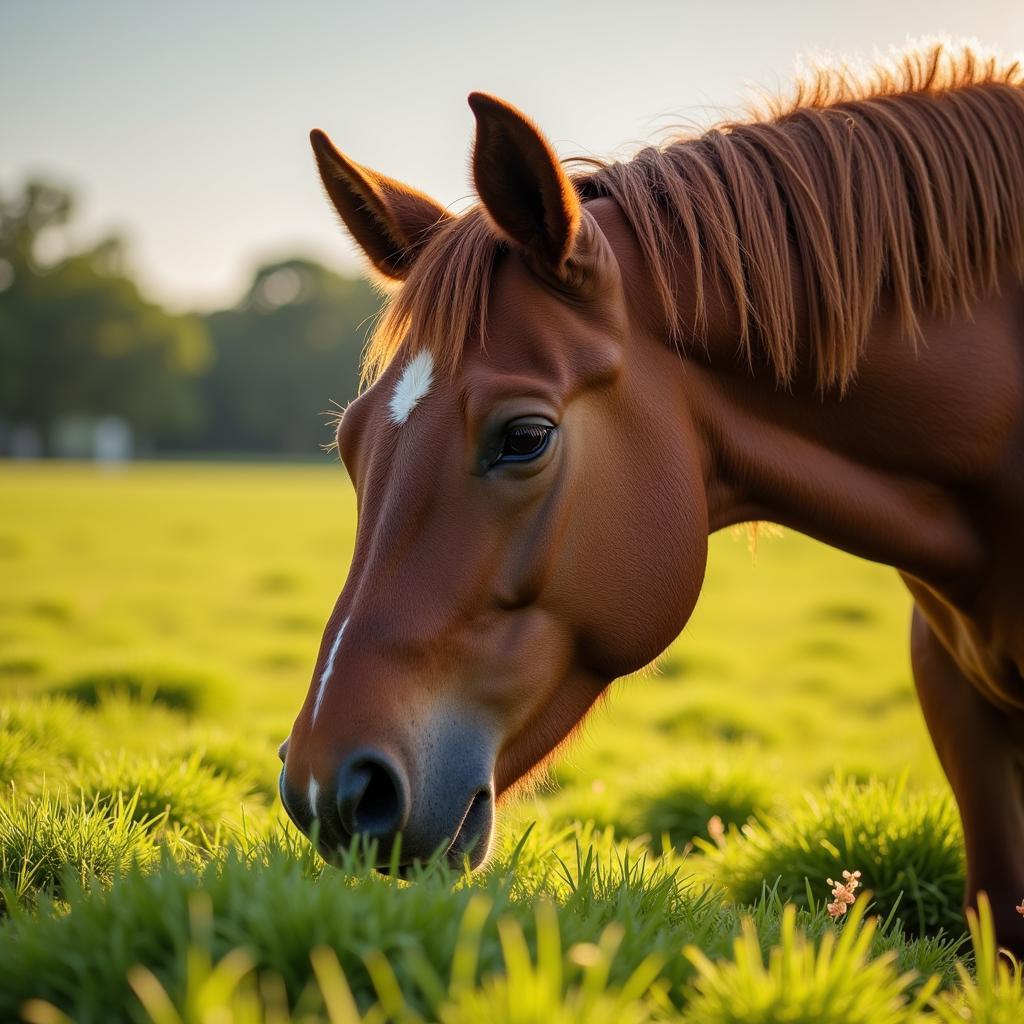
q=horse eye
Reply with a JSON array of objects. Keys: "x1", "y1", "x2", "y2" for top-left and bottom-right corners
[{"x1": 497, "y1": 422, "x2": 553, "y2": 463}]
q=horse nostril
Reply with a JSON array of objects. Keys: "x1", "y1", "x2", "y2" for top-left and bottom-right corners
[{"x1": 337, "y1": 751, "x2": 408, "y2": 838}]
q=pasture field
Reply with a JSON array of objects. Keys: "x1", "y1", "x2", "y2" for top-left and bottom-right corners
[{"x1": 0, "y1": 461, "x2": 1020, "y2": 1022}]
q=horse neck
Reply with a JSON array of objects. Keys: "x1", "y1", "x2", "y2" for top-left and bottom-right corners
[{"x1": 667, "y1": 267, "x2": 1018, "y2": 595}]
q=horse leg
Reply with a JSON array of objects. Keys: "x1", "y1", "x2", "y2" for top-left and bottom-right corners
[{"x1": 910, "y1": 605, "x2": 1024, "y2": 954}]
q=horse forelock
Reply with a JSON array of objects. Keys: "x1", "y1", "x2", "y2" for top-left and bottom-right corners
[
  {"x1": 363, "y1": 209, "x2": 503, "y2": 389},
  {"x1": 363, "y1": 38, "x2": 1024, "y2": 394}
]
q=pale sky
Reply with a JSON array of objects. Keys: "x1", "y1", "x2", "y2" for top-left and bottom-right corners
[{"x1": 3, "y1": 0, "x2": 1022, "y2": 311}]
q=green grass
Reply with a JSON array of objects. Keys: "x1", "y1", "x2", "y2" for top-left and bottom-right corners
[
  {"x1": 53, "y1": 661, "x2": 233, "y2": 715},
  {"x1": 538, "y1": 758, "x2": 777, "y2": 849},
  {"x1": 0, "y1": 789, "x2": 161, "y2": 908},
  {"x1": 698, "y1": 776, "x2": 965, "y2": 937},
  {"x1": 75, "y1": 751, "x2": 251, "y2": 846},
  {"x1": 0, "y1": 461, "x2": 1017, "y2": 1021}
]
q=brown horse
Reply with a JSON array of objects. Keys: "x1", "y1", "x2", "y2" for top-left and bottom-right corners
[{"x1": 280, "y1": 42, "x2": 1024, "y2": 949}]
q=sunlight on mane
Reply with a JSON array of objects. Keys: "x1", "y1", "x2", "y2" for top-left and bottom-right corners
[{"x1": 364, "y1": 39, "x2": 1024, "y2": 393}]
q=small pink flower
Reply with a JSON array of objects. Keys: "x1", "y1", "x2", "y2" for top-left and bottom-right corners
[
  {"x1": 1016, "y1": 899, "x2": 1024, "y2": 918},
  {"x1": 707, "y1": 815, "x2": 726, "y2": 849},
  {"x1": 827, "y1": 899, "x2": 847, "y2": 919},
  {"x1": 826, "y1": 870, "x2": 862, "y2": 920}
]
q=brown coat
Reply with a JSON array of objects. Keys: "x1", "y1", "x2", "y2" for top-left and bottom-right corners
[{"x1": 282, "y1": 41, "x2": 1024, "y2": 950}]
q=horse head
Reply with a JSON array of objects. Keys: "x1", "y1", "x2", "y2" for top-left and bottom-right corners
[{"x1": 280, "y1": 94, "x2": 709, "y2": 869}]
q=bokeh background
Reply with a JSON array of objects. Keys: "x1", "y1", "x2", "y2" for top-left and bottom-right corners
[{"x1": 3, "y1": 0, "x2": 1023, "y2": 459}]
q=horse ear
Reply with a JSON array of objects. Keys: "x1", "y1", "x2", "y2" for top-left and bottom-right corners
[
  {"x1": 310, "y1": 129, "x2": 452, "y2": 280},
  {"x1": 468, "y1": 92, "x2": 581, "y2": 272}
]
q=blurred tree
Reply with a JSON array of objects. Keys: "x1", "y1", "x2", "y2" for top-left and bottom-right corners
[
  {"x1": 0, "y1": 180, "x2": 382, "y2": 456},
  {"x1": 0, "y1": 181, "x2": 211, "y2": 450},
  {"x1": 199, "y1": 259, "x2": 379, "y2": 454}
]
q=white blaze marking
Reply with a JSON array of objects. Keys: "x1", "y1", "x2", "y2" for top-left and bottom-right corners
[
  {"x1": 388, "y1": 351, "x2": 434, "y2": 425},
  {"x1": 307, "y1": 776, "x2": 319, "y2": 815},
  {"x1": 312, "y1": 616, "x2": 348, "y2": 723}
]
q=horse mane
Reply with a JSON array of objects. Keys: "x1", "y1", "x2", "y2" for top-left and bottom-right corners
[{"x1": 364, "y1": 40, "x2": 1024, "y2": 391}]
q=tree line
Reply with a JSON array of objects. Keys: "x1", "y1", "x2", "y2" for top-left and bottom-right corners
[{"x1": 0, "y1": 180, "x2": 381, "y2": 457}]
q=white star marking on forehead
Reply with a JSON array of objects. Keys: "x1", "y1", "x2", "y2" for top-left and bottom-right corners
[{"x1": 388, "y1": 351, "x2": 434, "y2": 425}]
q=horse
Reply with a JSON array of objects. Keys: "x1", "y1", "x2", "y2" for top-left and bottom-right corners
[{"x1": 279, "y1": 41, "x2": 1024, "y2": 951}]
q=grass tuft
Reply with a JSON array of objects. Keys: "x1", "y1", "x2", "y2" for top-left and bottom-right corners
[
  {"x1": 536, "y1": 760, "x2": 774, "y2": 849},
  {"x1": 53, "y1": 661, "x2": 232, "y2": 714},
  {"x1": 698, "y1": 776, "x2": 965, "y2": 937},
  {"x1": 0, "y1": 696, "x2": 95, "y2": 762},
  {"x1": 929, "y1": 894, "x2": 1024, "y2": 1022},
  {"x1": 0, "y1": 730, "x2": 60, "y2": 792},
  {"x1": 177, "y1": 732, "x2": 281, "y2": 798},
  {"x1": 75, "y1": 752, "x2": 253, "y2": 846},
  {"x1": 0, "y1": 788, "x2": 159, "y2": 908},
  {"x1": 680, "y1": 898, "x2": 937, "y2": 1023},
  {"x1": 639, "y1": 764, "x2": 774, "y2": 848}
]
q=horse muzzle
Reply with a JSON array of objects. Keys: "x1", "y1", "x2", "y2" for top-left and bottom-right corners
[{"x1": 278, "y1": 729, "x2": 496, "y2": 872}]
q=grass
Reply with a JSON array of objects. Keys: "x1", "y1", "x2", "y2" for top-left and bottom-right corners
[
  {"x1": 0, "y1": 838, "x2": 966, "y2": 1023},
  {"x1": 0, "y1": 789, "x2": 161, "y2": 908},
  {"x1": 698, "y1": 776, "x2": 966, "y2": 937},
  {"x1": 0, "y1": 461, "x2": 1018, "y2": 1021},
  {"x1": 75, "y1": 751, "x2": 251, "y2": 846},
  {"x1": 539, "y1": 759, "x2": 777, "y2": 849},
  {"x1": 53, "y1": 661, "x2": 233, "y2": 715}
]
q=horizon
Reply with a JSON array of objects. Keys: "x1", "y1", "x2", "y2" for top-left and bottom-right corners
[{"x1": 3, "y1": 1, "x2": 1023, "y2": 312}]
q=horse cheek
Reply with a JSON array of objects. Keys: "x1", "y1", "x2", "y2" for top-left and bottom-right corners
[{"x1": 570, "y1": 417, "x2": 708, "y2": 679}]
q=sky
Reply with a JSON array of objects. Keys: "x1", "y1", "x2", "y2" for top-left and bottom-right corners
[{"x1": 3, "y1": 0, "x2": 1023, "y2": 311}]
